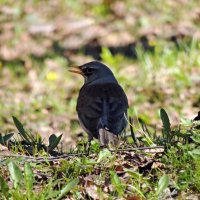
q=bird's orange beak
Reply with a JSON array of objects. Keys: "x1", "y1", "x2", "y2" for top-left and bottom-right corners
[{"x1": 68, "y1": 66, "x2": 83, "y2": 75}]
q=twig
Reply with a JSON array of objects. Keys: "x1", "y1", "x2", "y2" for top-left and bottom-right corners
[
  {"x1": 0, "y1": 153, "x2": 88, "y2": 162},
  {"x1": 0, "y1": 146, "x2": 163, "y2": 157},
  {"x1": 0, "y1": 154, "x2": 35, "y2": 159},
  {"x1": 109, "y1": 146, "x2": 164, "y2": 152},
  {"x1": 0, "y1": 146, "x2": 164, "y2": 162}
]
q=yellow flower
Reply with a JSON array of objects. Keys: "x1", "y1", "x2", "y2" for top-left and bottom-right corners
[{"x1": 46, "y1": 71, "x2": 58, "y2": 81}]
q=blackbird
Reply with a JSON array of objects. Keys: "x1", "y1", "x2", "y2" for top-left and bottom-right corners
[
  {"x1": 193, "y1": 111, "x2": 200, "y2": 121},
  {"x1": 69, "y1": 61, "x2": 128, "y2": 146}
]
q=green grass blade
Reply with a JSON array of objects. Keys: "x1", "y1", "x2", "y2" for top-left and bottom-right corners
[
  {"x1": 0, "y1": 133, "x2": 14, "y2": 145},
  {"x1": 56, "y1": 178, "x2": 79, "y2": 200},
  {"x1": 24, "y1": 162, "x2": 33, "y2": 197},
  {"x1": 97, "y1": 148, "x2": 111, "y2": 163},
  {"x1": 48, "y1": 134, "x2": 63, "y2": 152},
  {"x1": 160, "y1": 108, "x2": 171, "y2": 144},
  {"x1": 8, "y1": 162, "x2": 23, "y2": 189},
  {"x1": 12, "y1": 116, "x2": 30, "y2": 142},
  {"x1": 0, "y1": 175, "x2": 10, "y2": 198},
  {"x1": 110, "y1": 171, "x2": 123, "y2": 197},
  {"x1": 160, "y1": 108, "x2": 171, "y2": 133},
  {"x1": 156, "y1": 174, "x2": 169, "y2": 196}
]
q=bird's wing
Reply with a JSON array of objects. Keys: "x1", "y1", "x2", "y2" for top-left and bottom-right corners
[{"x1": 77, "y1": 82, "x2": 128, "y2": 119}]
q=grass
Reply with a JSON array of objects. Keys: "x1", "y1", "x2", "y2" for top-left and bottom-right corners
[
  {"x1": 0, "y1": 0, "x2": 200, "y2": 199},
  {"x1": 0, "y1": 109, "x2": 200, "y2": 199}
]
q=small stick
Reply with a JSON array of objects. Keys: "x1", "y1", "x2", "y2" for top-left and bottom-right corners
[
  {"x1": 0, "y1": 146, "x2": 164, "y2": 163},
  {"x1": 109, "y1": 146, "x2": 164, "y2": 152}
]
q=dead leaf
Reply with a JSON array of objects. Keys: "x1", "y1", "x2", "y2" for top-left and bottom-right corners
[
  {"x1": 29, "y1": 23, "x2": 55, "y2": 35},
  {"x1": 0, "y1": 144, "x2": 10, "y2": 155},
  {"x1": 127, "y1": 196, "x2": 145, "y2": 200},
  {"x1": 85, "y1": 182, "x2": 100, "y2": 200}
]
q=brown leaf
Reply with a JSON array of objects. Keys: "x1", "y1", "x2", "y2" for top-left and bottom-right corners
[
  {"x1": 152, "y1": 161, "x2": 165, "y2": 169},
  {"x1": 85, "y1": 179, "x2": 109, "y2": 200},
  {"x1": 127, "y1": 196, "x2": 145, "y2": 200},
  {"x1": 0, "y1": 144, "x2": 10, "y2": 155},
  {"x1": 115, "y1": 165, "x2": 124, "y2": 174},
  {"x1": 85, "y1": 182, "x2": 100, "y2": 200}
]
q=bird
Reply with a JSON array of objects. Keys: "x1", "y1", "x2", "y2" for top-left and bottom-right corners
[
  {"x1": 69, "y1": 61, "x2": 128, "y2": 147},
  {"x1": 193, "y1": 111, "x2": 200, "y2": 121}
]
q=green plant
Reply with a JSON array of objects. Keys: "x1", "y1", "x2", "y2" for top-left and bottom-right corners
[
  {"x1": 0, "y1": 161, "x2": 79, "y2": 200},
  {"x1": 11, "y1": 116, "x2": 62, "y2": 154}
]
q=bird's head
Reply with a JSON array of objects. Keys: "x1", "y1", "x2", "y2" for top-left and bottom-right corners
[{"x1": 69, "y1": 61, "x2": 117, "y2": 84}]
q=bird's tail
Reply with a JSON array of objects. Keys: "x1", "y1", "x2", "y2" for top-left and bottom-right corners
[{"x1": 99, "y1": 128, "x2": 119, "y2": 147}]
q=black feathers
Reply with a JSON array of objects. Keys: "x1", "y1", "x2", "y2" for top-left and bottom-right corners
[{"x1": 70, "y1": 61, "x2": 128, "y2": 146}]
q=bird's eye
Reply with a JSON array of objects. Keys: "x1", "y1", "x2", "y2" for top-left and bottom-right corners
[{"x1": 85, "y1": 68, "x2": 93, "y2": 74}]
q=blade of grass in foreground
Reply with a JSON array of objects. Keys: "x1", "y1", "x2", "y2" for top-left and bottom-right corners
[{"x1": 56, "y1": 178, "x2": 79, "y2": 200}]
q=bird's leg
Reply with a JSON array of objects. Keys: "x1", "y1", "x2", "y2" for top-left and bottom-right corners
[
  {"x1": 106, "y1": 130, "x2": 119, "y2": 147},
  {"x1": 99, "y1": 128, "x2": 108, "y2": 148},
  {"x1": 99, "y1": 129, "x2": 119, "y2": 147}
]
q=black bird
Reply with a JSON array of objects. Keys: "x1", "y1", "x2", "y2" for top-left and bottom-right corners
[
  {"x1": 193, "y1": 111, "x2": 200, "y2": 121},
  {"x1": 69, "y1": 61, "x2": 128, "y2": 146}
]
